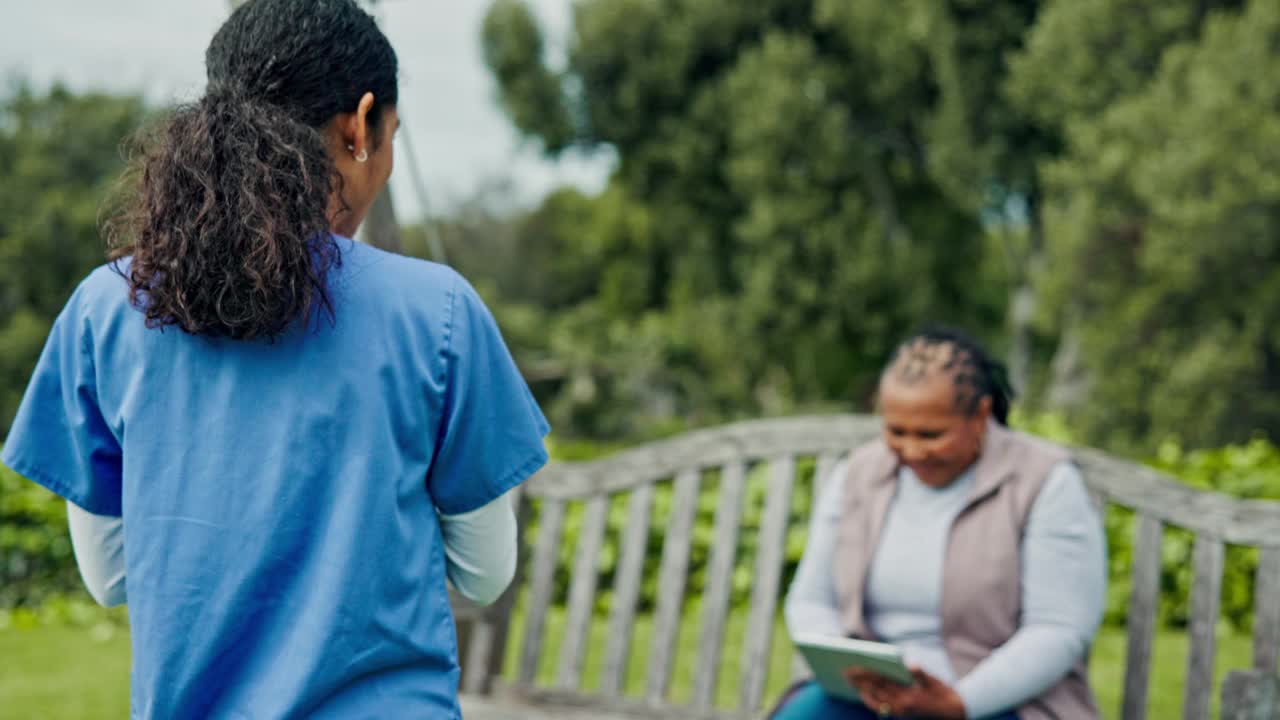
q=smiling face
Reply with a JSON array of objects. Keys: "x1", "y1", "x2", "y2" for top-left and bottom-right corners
[{"x1": 877, "y1": 342, "x2": 992, "y2": 488}]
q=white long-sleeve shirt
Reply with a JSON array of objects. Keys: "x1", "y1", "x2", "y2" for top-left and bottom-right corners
[
  {"x1": 67, "y1": 490, "x2": 519, "y2": 609},
  {"x1": 784, "y1": 460, "x2": 1106, "y2": 719},
  {"x1": 67, "y1": 501, "x2": 128, "y2": 607}
]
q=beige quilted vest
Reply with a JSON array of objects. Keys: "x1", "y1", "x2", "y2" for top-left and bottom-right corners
[{"x1": 832, "y1": 422, "x2": 1099, "y2": 720}]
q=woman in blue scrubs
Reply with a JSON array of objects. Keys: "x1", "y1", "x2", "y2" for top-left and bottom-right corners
[{"x1": 1, "y1": 1, "x2": 549, "y2": 717}]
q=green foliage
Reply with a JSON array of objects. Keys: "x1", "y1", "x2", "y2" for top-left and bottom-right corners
[
  {"x1": 469, "y1": 0, "x2": 1280, "y2": 448},
  {"x1": 481, "y1": 0, "x2": 575, "y2": 152},
  {"x1": 0, "y1": 592, "x2": 128, "y2": 634},
  {"x1": 0, "y1": 84, "x2": 145, "y2": 610},
  {"x1": 0, "y1": 84, "x2": 147, "y2": 436},
  {"x1": 478, "y1": 1, "x2": 1014, "y2": 440},
  {"x1": 1016, "y1": 0, "x2": 1277, "y2": 449},
  {"x1": 0, "y1": 461, "x2": 82, "y2": 608},
  {"x1": 1143, "y1": 439, "x2": 1280, "y2": 630},
  {"x1": 1007, "y1": 0, "x2": 1230, "y2": 132}
]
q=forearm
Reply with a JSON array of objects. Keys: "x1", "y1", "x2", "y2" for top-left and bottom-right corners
[
  {"x1": 66, "y1": 500, "x2": 127, "y2": 607},
  {"x1": 438, "y1": 490, "x2": 517, "y2": 606},
  {"x1": 784, "y1": 596, "x2": 847, "y2": 638},
  {"x1": 955, "y1": 625, "x2": 1088, "y2": 718}
]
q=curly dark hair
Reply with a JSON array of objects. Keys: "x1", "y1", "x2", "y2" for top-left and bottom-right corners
[
  {"x1": 104, "y1": 0, "x2": 398, "y2": 339},
  {"x1": 884, "y1": 325, "x2": 1016, "y2": 425}
]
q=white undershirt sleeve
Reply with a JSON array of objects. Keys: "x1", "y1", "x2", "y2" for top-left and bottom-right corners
[
  {"x1": 66, "y1": 500, "x2": 127, "y2": 607},
  {"x1": 438, "y1": 490, "x2": 518, "y2": 606},
  {"x1": 67, "y1": 486, "x2": 521, "y2": 609}
]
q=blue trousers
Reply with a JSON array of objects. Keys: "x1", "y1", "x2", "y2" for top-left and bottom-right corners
[{"x1": 770, "y1": 681, "x2": 1019, "y2": 720}]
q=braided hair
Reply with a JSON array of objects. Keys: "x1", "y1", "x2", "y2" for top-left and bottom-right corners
[{"x1": 883, "y1": 325, "x2": 1015, "y2": 425}]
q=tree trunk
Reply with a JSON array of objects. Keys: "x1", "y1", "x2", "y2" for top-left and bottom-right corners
[
  {"x1": 1006, "y1": 191, "x2": 1044, "y2": 398},
  {"x1": 1046, "y1": 304, "x2": 1090, "y2": 411},
  {"x1": 1008, "y1": 281, "x2": 1036, "y2": 399}
]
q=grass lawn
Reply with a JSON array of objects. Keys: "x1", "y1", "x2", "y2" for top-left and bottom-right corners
[
  {"x1": 505, "y1": 604, "x2": 1250, "y2": 719},
  {"x1": 0, "y1": 616, "x2": 1250, "y2": 719},
  {"x1": 0, "y1": 625, "x2": 131, "y2": 720}
]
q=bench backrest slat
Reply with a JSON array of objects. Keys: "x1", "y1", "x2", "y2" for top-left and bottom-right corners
[
  {"x1": 1075, "y1": 449, "x2": 1280, "y2": 546},
  {"x1": 600, "y1": 484, "x2": 655, "y2": 699},
  {"x1": 1185, "y1": 536, "x2": 1226, "y2": 720},
  {"x1": 556, "y1": 493, "x2": 610, "y2": 690},
  {"x1": 1252, "y1": 547, "x2": 1280, "y2": 676},
  {"x1": 1122, "y1": 514, "x2": 1164, "y2": 720},
  {"x1": 692, "y1": 460, "x2": 748, "y2": 710},
  {"x1": 739, "y1": 456, "x2": 796, "y2": 714},
  {"x1": 1087, "y1": 486, "x2": 1107, "y2": 514},
  {"x1": 644, "y1": 469, "x2": 702, "y2": 704},
  {"x1": 518, "y1": 497, "x2": 566, "y2": 685}
]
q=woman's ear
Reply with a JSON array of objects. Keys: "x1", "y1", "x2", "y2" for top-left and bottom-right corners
[
  {"x1": 974, "y1": 395, "x2": 993, "y2": 424},
  {"x1": 333, "y1": 92, "x2": 377, "y2": 159},
  {"x1": 352, "y1": 92, "x2": 375, "y2": 155}
]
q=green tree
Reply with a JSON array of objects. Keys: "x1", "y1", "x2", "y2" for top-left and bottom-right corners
[
  {"x1": 0, "y1": 85, "x2": 147, "y2": 435},
  {"x1": 1005, "y1": 0, "x2": 1246, "y2": 415},
  {"x1": 0, "y1": 84, "x2": 146, "y2": 607},
  {"x1": 481, "y1": 0, "x2": 1009, "y2": 437},
  {"x1": 1033, "y1": 0, "x2": 1279, "y2": 447}
]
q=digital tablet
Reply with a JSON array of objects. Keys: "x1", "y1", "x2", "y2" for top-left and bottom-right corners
[{"x1": 791, "y1": 632, "x2": 914, "y2": 703}]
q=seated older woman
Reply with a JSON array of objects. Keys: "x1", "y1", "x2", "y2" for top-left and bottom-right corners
[{"x1": 773, "y1": 327, "x2": 1106, "y2": 720}]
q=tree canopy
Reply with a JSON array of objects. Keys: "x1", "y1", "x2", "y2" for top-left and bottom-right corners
[
  {"x1": 0, "y1": 85, "x2": 147, "y2": 436},
  {"x1": 2, "y1": 0, "x2": 1278, "y2": 451},
  {"x1": 474, "y1": 0, "x2": 1278, "y2": 448}
]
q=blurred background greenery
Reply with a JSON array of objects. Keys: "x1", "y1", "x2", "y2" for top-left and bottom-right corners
[{"x1": 3, "y1": 0, "x2": 1280, "y2": 717}]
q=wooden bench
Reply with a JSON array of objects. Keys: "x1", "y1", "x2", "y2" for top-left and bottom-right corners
[{"x1": 453, "y1": 414, "x2": 1280, "y2": 720}]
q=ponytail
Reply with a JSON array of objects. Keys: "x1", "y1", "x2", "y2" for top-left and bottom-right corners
[
  {"x1": 102, "y1": 0, "x2": 397, "y2": 340},
  {"x1": 106, "y1": 89, "x2": 340, "y2": 339}
]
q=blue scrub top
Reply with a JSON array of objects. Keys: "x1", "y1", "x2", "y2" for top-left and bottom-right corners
[{"x1": 1, "y1": 238, "x2": 550, "y2": 718}]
